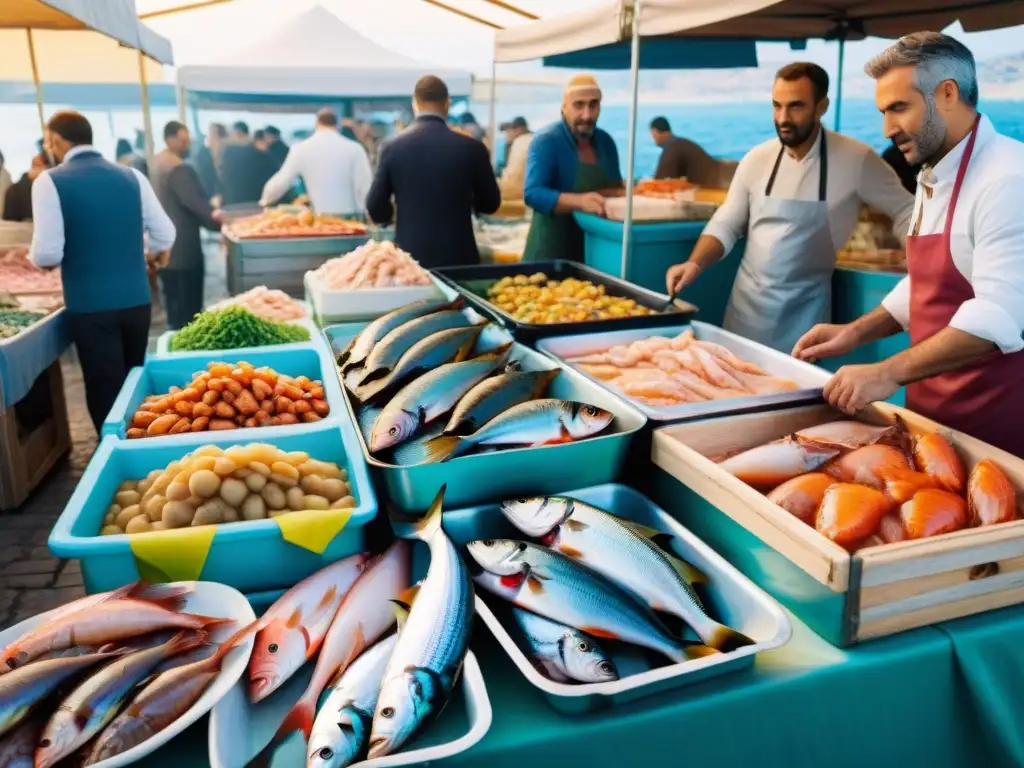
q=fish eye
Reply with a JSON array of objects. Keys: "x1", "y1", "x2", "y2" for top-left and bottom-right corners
[
  {"x1": 268, "y1": 643, "x2": 279, "y2": 654},
  {"x1": 381, "y1": 706, "x2": 395, "y2": 719},
  {"x1": 577, "y1": 641, "x2": 590, "y2": 652},
  {"x1": 389, "y1": 426, "x2": 399, "y2": 436},
  {"x1": 318, "y1": 747, "x2": 334, "y2": 760},
  {"x1": 516, "y1": 499, "x2": 528, "y2": 504},
  {"x1": 39, "y1": 739, "x2": 51, "y2": 748},
  {"x1": 482, "y1": 539, "x2": 494, "y2": 547},
  {"x1": 599, "y1": 661, "x2": 614, "y2": 674},
  {"x1": 584, "y1": 406, "x2": 598, "y2": 416}
]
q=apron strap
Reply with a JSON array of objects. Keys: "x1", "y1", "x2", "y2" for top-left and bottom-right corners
[
  {"x1": 764, "y1": 127, "x2": 828, "y2": 201},
  {"x1": 942, "y1": 114, "x2": 982, "y2": 248}
]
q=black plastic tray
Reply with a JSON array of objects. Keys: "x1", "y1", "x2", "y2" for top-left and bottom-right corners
[{"x1": 431, "y1": 260, "x2": 695, "y2": 342}]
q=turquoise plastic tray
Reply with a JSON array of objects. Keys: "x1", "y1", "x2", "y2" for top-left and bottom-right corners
[
  {"x1": 325, "y1": 324, "x2": 648, "y2": 513},
  {"x1": 149, "y1": 308, "x2": 322, "y2": 360},
  {"x1": 101, "y1": 346, "x2": 345, "y2": 441},
  {"x1": 48, "y1": 423, "x2": 377, "y2": 595}
]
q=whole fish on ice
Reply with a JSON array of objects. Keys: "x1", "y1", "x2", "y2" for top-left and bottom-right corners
[
  {"x1": 357, "y1": 310, "x2": 472, "y2": 384},
  {"x1": 444, "y1": 367, "x2": 559, "y2": 436},
  {"x1": 510, "y1": 608, "x2": 618, "y2": 684}
]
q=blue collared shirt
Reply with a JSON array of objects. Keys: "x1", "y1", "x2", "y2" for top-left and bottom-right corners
[{"x1": 524, "y1": 120, "x2": 622, "y2": 215}]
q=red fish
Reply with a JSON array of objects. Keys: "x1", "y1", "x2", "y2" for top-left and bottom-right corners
[
  {"x1": 878, "y1": 513, "x2": 906, "y2": 544},
  {"x1": 718, "y1": 439, "x2": 839, "y2": 490},
  {"x1": 878, "y1": 466, "x2": 938, "y2": 504},
  {"x1": 766, "y1": 473, "x2": 835, "y2": 524},
  {"x1": 900, "y1": 489, "x2": 968, "y2": 539},
  {"x1": 825, "y1": 444, "x2": 911, "y2": 491},
  {"x1": 913, "y1": 433, "x2": 966, "y2": 494},
  {"x1": 967, "y1": 459, "x2": 1018, "y2": 526},
  {"x1": 816, "y1": 483, "x2": 893, "y2": 548}
]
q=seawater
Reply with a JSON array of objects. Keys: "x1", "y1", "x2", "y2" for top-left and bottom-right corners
[{"x1": 1, "y1": 98, "x2": 1022, "y2": 180}]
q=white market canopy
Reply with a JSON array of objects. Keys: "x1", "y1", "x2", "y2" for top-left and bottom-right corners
[
  {"x1": 495, "y1": 0, "x2": 1024, "y2": 62},
  {"x1": 176, "y1": 3, "x2": 473, "y2": 101}
]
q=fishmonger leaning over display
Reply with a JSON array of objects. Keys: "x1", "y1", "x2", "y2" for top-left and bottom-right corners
[
  {"x1": 794, "y1": 33, "x2": 1024, "y2": 456},
  {"x1": 665, "y1": 62, "x2": 914, "y2": 354}
]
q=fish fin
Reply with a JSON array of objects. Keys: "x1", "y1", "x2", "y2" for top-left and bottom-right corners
[
  {"x1": 580, "y1": 626, "x2": 620, "y2": 640},
  {"x1": 334, "y1": 624, "x2": 368, "y2": 683},
  {"x1": 165, "y1": 630, "x2": 208, "y2": 655},
  {"x1": 286, "y1": 607, "x2": 303, "y2": 629},
  {"x1": 391, "y1": 600, "x2": 411, "y2": 631},
  {"x1": 357, "y1": 366, "x2": 389, "y2": 385},
  {"x1": 564, "y1": 519, "x2": 589, "y2": 532},
  {"x1": 415, "y1": 486, "x2": 446, "y2": 541},
  {"x1": 275, "y1": 697, "x2": 316, "y2": 741},
  {"x1": 558, "y1": 544, "x2": 585, "y2": 559},
  {"x1": 316, "y1": 586, "x2": 339, "y2": 613},
  {"x1": 618, "y1": 519, "x2": 662, "y2": 539},
  {"x1": 533, "y1": 368, "x2": 560, "y2": 397},
  {"x1": 707, "y1": 625, "x2": 755, "y2": 653},
  {"x1": 683, "y1": 644, "x2": 721, "y2": 660},
  {"x1": 140, "y1": 591, "x2": 190, "y2": 613},
  {"x1": 212, "y1": 620, "x2": 259, "y2": 663},
  {"x1": 666, "y1": 553, "x2": 710, "y2": 585},
  {"x1": 422, "y1": 435, "x2": 464, "y2": 464},
  {"x1": 526, "y1": 575, "x2": 547, "y2": 595},
  {"x1": 130, "y1": 581, "x2": 195, "y2": 604},
  {"x1": 470, "y1": 343, "x2": 512, "y2": 365},
  {"x1": 396, "y1": 584, "x2": 421, "y2": 607},
  {"x1": 454, "y1": 326, "x2": 486, "y2": 362}
]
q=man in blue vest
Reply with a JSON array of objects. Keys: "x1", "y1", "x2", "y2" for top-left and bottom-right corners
[{"x1": 29, "y1": 111, "x2": 176, "y2": 433}]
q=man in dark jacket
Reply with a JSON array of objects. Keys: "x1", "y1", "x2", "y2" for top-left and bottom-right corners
[
  {"x1": 3, "y1": 153, "x2": 48, "y2": 222},
  {"x1": 151, "y1": 121, "x2": 222, "y2": 329},
  {"x1": 219, "y1": 121, "x2": 276, "y2": 206},
  {"x1": 366, "y1": 76, "x2": 500, "y2": 268},
  {"x1": 263, "y1": 125, "x2": 289, "y2": 171}
]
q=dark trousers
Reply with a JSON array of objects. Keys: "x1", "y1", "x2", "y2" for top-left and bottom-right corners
[
  {"x1": 159, "y1": 268, "x2": 205, "y2": 330},
  {"x1": 68, "y1": 304, "x2": 151, "y2": 433}
]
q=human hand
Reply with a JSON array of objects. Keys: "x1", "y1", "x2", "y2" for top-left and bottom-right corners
[
  {"x1": 211, "y1": 209, "x2": 225, "y2": 224},
  {"x1": 792, "y1": 323, "x2": 858, "y2": 362},
  {"x1": 665, "y1": 262, "x2": 701, "y2": 296},
  {"x1": 823, "y1": 363, "x2": 900, "y2": 415},
  {"x1": 576, "y1": 192, "x2": 606, "y2": 215}
]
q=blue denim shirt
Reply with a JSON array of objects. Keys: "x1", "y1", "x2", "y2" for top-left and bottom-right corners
[{"x1": 524, "y1": 120, "x2": 622, "y2": 215}]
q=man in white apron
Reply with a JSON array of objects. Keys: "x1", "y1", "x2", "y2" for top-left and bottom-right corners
[{"x1": 666, "y1": 62, "x2": 915, "y2": 353}]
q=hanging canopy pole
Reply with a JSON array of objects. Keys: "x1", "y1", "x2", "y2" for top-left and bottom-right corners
[
  {"x1": 488, "y1": 53, "x2": 498, "y2": 166},
  {"x1": 177, "y1": 84, "x2": 187, "y2": 124},
  {"x1": 834, "y1": 32, "x2": 847, "y2": 131},
  {"x1": 26, "y1": 29, "x2": 48, "y2": 156},
  {"x1": 620, "y1": 0, "x2": 642, "y2": 281},
  {"x1": 138, "y1": 51, "x2": 155, "y2": 163}
]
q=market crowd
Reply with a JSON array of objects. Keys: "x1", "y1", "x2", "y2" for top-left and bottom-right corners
[{"x1": 6, "y1": 31, "x2": 1023, "y2": 458}]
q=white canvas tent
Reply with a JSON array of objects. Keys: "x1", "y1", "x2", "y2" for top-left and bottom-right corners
[{"x1": 176, "y1": 3, "x2": 472, "y2": 104}]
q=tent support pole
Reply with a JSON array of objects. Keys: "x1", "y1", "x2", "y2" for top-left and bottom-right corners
[
  {"x1": 138, "y1": 51, "x2": 155, "y2": 164},
  {"x1": 620, "y1": 0, "x2": 642, "y2": 281},
  {"x1": 834, "y1": 33, "x2": 846, "y2": 132},
  {"x1": 488, "y1": 51, "x2": 498, "y2": 166},
  {"x1": 26, "y1": 29, "x2": 48, "y2": 156},
  {"x1": 177, "y1": 84, "x2": 187, "y2": 124}
]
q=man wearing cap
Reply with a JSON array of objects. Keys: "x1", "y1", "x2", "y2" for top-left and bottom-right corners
[
  {"x1": 498, "y1": 117, "x2": 532, "y2": 200},
  {"x1": 522, "y1": 75, "x2": 623, "y2": 262}
]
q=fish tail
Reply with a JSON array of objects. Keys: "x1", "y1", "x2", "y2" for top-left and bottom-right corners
[
  {"x1": 142, "y1": 591, "x2": 191, "y2": 613},
  {"x1": 706, "y1": 624, "x2": 755, "y2": 653},
  {"x1": 534, "y1": 368, "x2": 560, "y2": 397},
  {"x1": 130, "y1": 582, "x2": 194, "y2": 604},
  {"x1": 454, "y1": 327, "x2": 484, "y2": 362},
  {"x1": 184, "y1": 614, "x2": 237, "y2": 631},
  {"x1": 275, "y1": 695, "x2": 316, "y2": 741},
  {"x1": 679, "y1": 644, "x2": 720, "y2": 662},
  {"x1": 414, "y1": 485, "x2": 447, "y2": 541},
  {"x1": 211, "y1": 620, "x2": 259, "y2": 663},
  {"x1": 165, "y1": 629, "x2": 209, "y2": 656},
  {"x1": 422, "y1": 434, "x2": 464, "y2": 464}
]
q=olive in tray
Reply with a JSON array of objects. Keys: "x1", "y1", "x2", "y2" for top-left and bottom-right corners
[{"x1": 126, "y1": 361, "x2": 330, "y2": 438}]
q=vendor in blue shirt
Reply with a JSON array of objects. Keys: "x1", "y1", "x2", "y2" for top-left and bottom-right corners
[{"x1": 522, "y1": 75, "x2": 623, "y2": 262}]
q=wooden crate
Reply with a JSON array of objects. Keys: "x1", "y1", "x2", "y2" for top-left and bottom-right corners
[
  {"x1": 651, "y1": 402, "x2": 1024, "y2": 646},
  {"x1": 0, "y1": 361, "x2": 71, "y2": 510}
]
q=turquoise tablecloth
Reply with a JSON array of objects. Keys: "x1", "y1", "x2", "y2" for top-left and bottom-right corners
[
  {"x1": 142, "y1": 611, "x2": 995, "y2": 768},
  {"x1": 0, "y1": 308, "x2": 69, "y2": 411}
]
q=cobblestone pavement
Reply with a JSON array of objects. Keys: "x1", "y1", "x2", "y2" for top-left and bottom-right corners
[{"x1": 0, "y1": 239, "x2": 228, "y2": 632}]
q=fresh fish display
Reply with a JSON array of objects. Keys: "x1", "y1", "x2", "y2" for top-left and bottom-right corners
[
  {"x1": 277, "y1": 540, "x2": 410, "y2": 741},
  {"x1": 509, "y1": 608, "x2": 617, "y2": 684},
  {"x1": 0, "y1": 712, "x2": 42, "y2": 768},
  {"x1": 766, "y1": 473, "x2": 835, "y2": 524},
  {"x1": 354, "y1": 325, "x2": 484, "y2": 403},
  {"x1": 913, "y1": 432, "x2": 966, "y2": 494},
  {"x1": 968, "y1": 459, "x2": 1018, "y2": 526},
  {"x1": 84, "y1": 624, "x2": 255, "y2": 765},
  {"x1": 498, "y1": 496, "x2": 751, "y2": 651},
  {"x1": 825, "y1": 444, "x2": 911, "y2": 491},
  {"x1": 0, "y1": 595, "x2": 224, "y2": 673},
  {"x1": 358, "y1": 310, "x2": 472, "y2": 383},
  {"x1": 307, "y1": 634, "x2": 399, "y2": 768},
  {"x1": 878, "y1": 466, "x2": 938, "y2": 504},
  {"x1": 0, "y1": 650, "x2": 125, "y2": 736},
  {"x1": 444, "y1": 367, "x2": 559, "y2": 436},
  {"x1": 368, "y1": 487, "x2": 473, "y2": 759},
  {"x1": 468, "y1": 539, "x2": 714, "y2": 664},
  {"x1": 249, "y1": 553, "x2": 370, "y2": 703},
  {"x1": 337, "y1": 299, "x2": 460, "y2": 370},
  {"x1": 423, "y1": 399, "x2": 614, "y2": 463},
  {"x1": 369, "y1": 347, "x2": 511, "y2": 452},
  {"x1": 900, "y1": 489, "x2": 968, "y2": 540},
  {"x1": 794, "y1": 420, "x2": 909, "y2": 452},
  {"x1": 35, "y1": 631, "x2": 206, "y2": 768},
  {"x1": 27, "y1": 581, "x2": 193, "y2": 630},
  {"x1": 717, "y1": 439, "x2": 839, "y2": 489},
  {"x1": 815, "y1": 483, "x2": 893, "y2": 548}
]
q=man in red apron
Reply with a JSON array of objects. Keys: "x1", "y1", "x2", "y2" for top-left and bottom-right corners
[{"x1": 794, "y1": 32, "x2": 1024, "y2": 456}]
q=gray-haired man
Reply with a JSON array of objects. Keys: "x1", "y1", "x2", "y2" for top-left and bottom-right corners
[{"x1": 794, "y1": 32, "x2": 1024, "y2": 456}]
